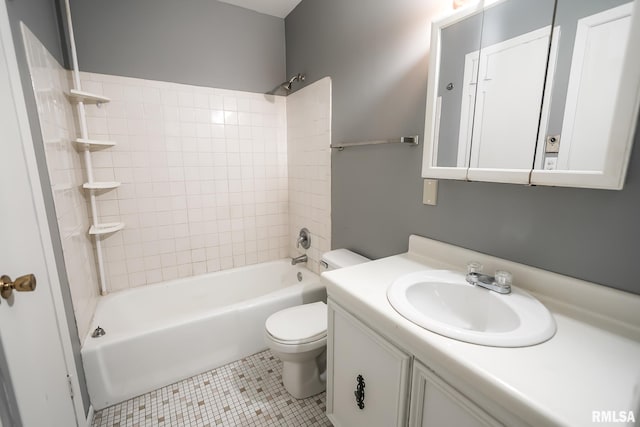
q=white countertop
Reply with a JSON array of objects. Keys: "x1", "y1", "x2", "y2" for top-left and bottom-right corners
[{"x1": 322, "y1": 236, "x2": 640, "y2": 427}]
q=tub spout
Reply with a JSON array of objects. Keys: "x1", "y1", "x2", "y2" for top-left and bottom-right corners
[{"x1": 291, "y1": 254, "x2": 308, "y2": 265}]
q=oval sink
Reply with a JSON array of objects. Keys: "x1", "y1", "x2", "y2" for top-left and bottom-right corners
[{"x1": 387, "y1": 270, "x2": 556, "y2": 347}]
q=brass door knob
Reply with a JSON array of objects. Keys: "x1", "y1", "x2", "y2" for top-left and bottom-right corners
[{"x1": 0, "y1": 274, "x2": 36, "y2": 299}]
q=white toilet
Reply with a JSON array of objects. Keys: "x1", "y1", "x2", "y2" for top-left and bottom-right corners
[{"x1": 264, "y1": 249, "x2": 369, "y2": 399}]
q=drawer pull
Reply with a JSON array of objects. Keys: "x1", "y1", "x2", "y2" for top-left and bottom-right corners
[{"x1": 354, "y1": 374, "x2": 365, "y2": 409}]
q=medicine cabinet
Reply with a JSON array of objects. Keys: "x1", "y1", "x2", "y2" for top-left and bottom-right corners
[{"x1": 422, "y1": 0, "x2": 640, "y2": 189}]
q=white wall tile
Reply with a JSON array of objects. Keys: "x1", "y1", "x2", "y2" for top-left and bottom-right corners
[
  {"x1": 22, "y1": 27, "x2": 100, "y2": 341},
  {"x1": 30, "y1": 46, "x2": 331, "y2": 317},
  {"x1": 286, "y1": 78, "x2": 332, "y2": 274},
  {"x1": 80, "y1": 72, "x2": 289, "y2": 291}
]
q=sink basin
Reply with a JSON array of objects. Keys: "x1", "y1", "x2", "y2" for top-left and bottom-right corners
[{"x1": 387, "y1": 270, "x2": 556, "y2": 347}]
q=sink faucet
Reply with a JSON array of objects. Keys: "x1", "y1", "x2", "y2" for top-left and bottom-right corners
[
  {"x1": 291, "y1": 254, "x2": 308, "y2": 265},
  {"x1": 465, "y1": 262, "x2": 512, "y2": 294}
]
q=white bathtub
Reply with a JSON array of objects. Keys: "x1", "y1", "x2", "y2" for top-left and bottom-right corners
[{"x1": 82, "y1": 260, "x2": 325, "y2": 410}]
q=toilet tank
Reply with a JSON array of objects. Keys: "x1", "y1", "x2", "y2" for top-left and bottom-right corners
[{"x1": 320, "y1": 249, "x2": 370, "y2": 271}]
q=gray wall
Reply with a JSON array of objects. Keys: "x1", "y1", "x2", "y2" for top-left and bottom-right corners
[
  {"x1": 5, "y1": 0, "x2": 91, "y2": 416},
  {"x1": 286, "y1": 0, "x2": 640, "y2": 295},
  {"x1": 69, "y1": 0, "x2": 286, "y2": 93},
  {"x1": 437, "y1": 13, "x2": 482, "y2": 166},
  {"x1": 481, "y1": 0, "x2": 555, "y2": 47}
]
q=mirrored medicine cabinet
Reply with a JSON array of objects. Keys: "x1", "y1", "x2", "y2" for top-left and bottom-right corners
[{"x1": 422, "y1": 0, "x2": 640, "y2": 189}]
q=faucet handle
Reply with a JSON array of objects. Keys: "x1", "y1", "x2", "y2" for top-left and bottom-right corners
[
  {"x1": 494, "y1": 270, "x2": 513, "y2": 287},
  {"x1": 466, "y1": 261, "x2": 483, "y2": 275},
  {"x1": 296, "y1": 228, "x2": 311, "y2": 250}
]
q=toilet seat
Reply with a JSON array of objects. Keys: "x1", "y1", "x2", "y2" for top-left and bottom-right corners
[
  {"x1": 266, "y1": 334, "x2": 327, "y2": 355},
  {"x1": 265, "y1": 302, "x2": 327, "y2": 345}
]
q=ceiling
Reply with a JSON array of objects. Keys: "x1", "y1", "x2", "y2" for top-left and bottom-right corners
[{"x1": 217, "y1": 0, "x2": 303, "y2": 18}]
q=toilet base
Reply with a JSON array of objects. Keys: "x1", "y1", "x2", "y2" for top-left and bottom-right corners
[{"x1": 276, "y1": 348, "x2": 326, "y2": 399}]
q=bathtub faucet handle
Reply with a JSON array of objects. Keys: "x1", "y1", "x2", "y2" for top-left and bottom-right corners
[{"x1": 296, "y1": 228, "x2": 311, "y2": 250}]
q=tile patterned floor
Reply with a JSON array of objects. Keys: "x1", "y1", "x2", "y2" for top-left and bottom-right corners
[{"x1": 92, "y1": 350, "x2": 332, "y2": 427}]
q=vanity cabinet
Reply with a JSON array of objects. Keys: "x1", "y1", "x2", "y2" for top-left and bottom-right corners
[
  {"x1": 326, "y1": 301, "x2": 411, "y2": 427},
  {"x1": 408, "y1": 361, "x2": 501, "y2": 427},
  {"x1": 327, "y1": 300, "x2": 503, "y2": 427}
]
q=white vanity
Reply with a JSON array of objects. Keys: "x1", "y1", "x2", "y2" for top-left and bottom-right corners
[{"x1": 322, "y1": 235, "x2": 640, "y2": 426}]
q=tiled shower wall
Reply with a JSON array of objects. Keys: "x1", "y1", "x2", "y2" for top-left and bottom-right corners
[
  {"x1": 24, "y1": 28, "x2": 332, "y2": 339},
  {"x1": 287, "y1": 78, "x2": 332, "y2": 273},
  {"x1": 80, "y1": 73, "x2": 289, "y2": 292},
  {"x1": 22, "y1": 26, "x2": 100, "y2": 340}
]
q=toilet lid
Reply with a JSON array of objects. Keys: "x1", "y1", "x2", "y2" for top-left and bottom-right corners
[{"x1": 265, "y1": 302, "x2": 327, "y2": 344}]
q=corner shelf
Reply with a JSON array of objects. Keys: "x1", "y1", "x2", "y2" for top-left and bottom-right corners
[
  {"x1": 68, "y1": 89, "x2": 110, "y2": 105},
  {"x1": 74, "y1": 138, "x2": 116, "y2": 150},
  {"x1": 89, "y1": 222, "x2": 125, "y2": 236},
  {"x1": 64, "y1": 2, "x2": 120, "y2": 294},
  {"x1": 83, "y1": 182, "x2": 121, "y2": 191}
]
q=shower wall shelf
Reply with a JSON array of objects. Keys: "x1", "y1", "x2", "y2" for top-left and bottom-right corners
[
  {"x1": 74, "y1": 138, "x2": 116, "y2": 150},
  {"x1": 64, "y1": 0, "x2": 122, "y2": 294},
  {"x1": 82, "y1": 182, "x2": 121, "y2": 191},
  {"x1": 89, "y1": 222, "x2": 125, "y2": 236},
  {"x1": 68, "y1": 89, "x2": 111, "y2": 105}
]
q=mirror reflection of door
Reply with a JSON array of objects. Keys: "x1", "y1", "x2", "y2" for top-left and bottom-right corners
[
  {"x1": 468, "y1": 0, "x2": 555, "y2": 170},
  {"x1": 433, "y1": 0, "x2": 555, "y2": 170},
  {"x1": 467, "y1": 26, "x2": 551, "y2": 169},
  {"x1": 537, "y1": 0, "x2": 634, "y2": 171}
]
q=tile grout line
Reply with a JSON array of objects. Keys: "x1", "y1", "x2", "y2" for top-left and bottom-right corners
[{"x1": 92, "y1": 349, "x2": 331, "y2": 427}]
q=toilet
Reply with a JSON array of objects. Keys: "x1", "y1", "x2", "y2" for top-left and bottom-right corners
[{"x1": 264, "y1": 249, "x2": 369, "y2": 399}]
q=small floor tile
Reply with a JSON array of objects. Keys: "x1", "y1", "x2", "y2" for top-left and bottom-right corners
[{"x1": 92, "y1": 350, "x2": 331, "y2": 427}]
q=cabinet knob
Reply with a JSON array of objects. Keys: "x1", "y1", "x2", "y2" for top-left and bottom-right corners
[{"x1": 354, "y1": 374, "x2": 365, "y2": 409}]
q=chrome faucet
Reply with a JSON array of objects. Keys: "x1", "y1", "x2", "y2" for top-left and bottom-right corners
[
  {"x1": 291, "y1": 254, "x2": 308, "y2": 265},
  {"x1": 465, "y1": 262, "x2": 512, "y2": 294}
]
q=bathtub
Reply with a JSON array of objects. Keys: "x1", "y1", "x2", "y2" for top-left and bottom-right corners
[{"x1": 82, "y1": 260, "x2": 325, "y2": 410}]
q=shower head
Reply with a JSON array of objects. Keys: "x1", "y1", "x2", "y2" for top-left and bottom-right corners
[
  {"x1": 281, "y1": 73, "x2": 305, "y2": 91},
  {"x1": 265, "y1": 73, "x2": 306, "y2": 97}
]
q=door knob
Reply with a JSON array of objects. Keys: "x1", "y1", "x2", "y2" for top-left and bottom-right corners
[{"x1": 0, "y1": 274, "x2": 36, "y2": 299}]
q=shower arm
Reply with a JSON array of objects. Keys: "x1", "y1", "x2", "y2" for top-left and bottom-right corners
[
  {"x1": 288, "y1": 74, "x2": 303, "y2": 85},
  {"x1": 282, "y1": 73, "x2": 305, "y2": 91}
]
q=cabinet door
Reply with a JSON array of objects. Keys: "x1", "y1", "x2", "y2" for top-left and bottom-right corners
[
  {"x1": 409, "y1": 361, "x2": 502, "y2": 427},
  {"x1": 327, "y1": 301, "x2": 411, "y2": 427}
]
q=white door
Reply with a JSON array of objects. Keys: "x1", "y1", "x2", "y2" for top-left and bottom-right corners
[
  {"x1": 457, "y1": 51, "x2": 479, "y2": 167},
  {"x1": 469, "y1": 26, "x2": 551, "y2": 169},
  {"x1": 557, "y1": 3, "x2": 633, "y2": 171},
  {"x1": 0, "y1": 2, "x2": 80, "y2": 426}
]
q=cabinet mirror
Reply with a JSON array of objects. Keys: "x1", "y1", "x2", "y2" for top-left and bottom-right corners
[
  {"x1": 422, "y1": 0, "x2": 640, "y2": 189},
  {"x1": 531, "y1": 0, "x2": 637, "y2": 189}
]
